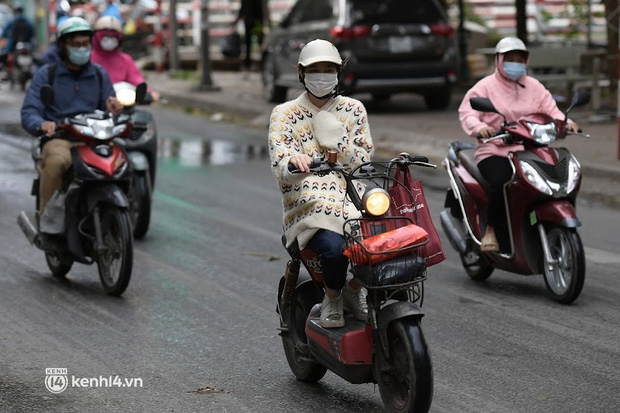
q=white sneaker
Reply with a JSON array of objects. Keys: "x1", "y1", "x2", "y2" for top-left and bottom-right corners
[
  {"x1": 320, "y1": 294, "x2": 344, "y2": 328},
  {"x1": 343, "y1": 283, "x2": 368, "y2": 321}
]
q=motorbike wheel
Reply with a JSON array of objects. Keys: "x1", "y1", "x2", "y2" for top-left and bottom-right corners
[
  {"x1": 374, "y1": 318, "x2": 433, "y2": 413},
  {"x1": 45, "y1": 252, "x2": 73, "y2": 279},
  {"x1": 460, "y1": 246, "x2": 494, "y2": 281},
  {"x1": 129, "y1": 172, "x2": 152, "y2": 240},
  {"x1": 542, "y1": 226, "x2": 585, "y2": 304},
  {"x1": 281, "y1": 291, "x2": 327, "y2": 383},
  {"x1": 19, "y1": 70, "x2": 29, "y2": 91},
  {"x1": 96, "y1": 206, "x2": 133, "y2": 296}
]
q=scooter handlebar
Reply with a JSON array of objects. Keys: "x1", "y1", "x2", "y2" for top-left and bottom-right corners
[
  {"x1": 566, "y1": 130, "x2": 590, "y2": 139},
  {"x1": 287, "y1": 157, "x2": 334, "y2": 173},
  {"x1": 397, "y1": 152, "x2": 437, "y2": 168}
]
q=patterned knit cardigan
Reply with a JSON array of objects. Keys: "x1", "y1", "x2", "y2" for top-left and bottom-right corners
[{"x1": 268, "y1": 92, "x2": 374, "y2": 248}]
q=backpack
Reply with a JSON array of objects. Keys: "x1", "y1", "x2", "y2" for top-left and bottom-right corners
[
  {"x1": 12, "y1": 17, "x2": 31, "y2": 43},
  {"x1": 47, "y1": 62, "x2": 104, "y2": 106}
]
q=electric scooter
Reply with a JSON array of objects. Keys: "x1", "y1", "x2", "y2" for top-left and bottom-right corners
[{"x1": 277, "y1": 151, "x2": 436, "y2": 413}]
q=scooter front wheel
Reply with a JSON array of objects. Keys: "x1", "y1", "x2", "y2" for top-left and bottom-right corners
[
  {"x1": 374, "y1": 318, "x2": 433, "y2": 413},
  {"x1": 96, "y1": 206, "x2": 133, "y2": 296},
  {"x1": 281, "y1": 292, "x2": 327, "y2": 383},
  {"x1": 543, "y1": 226, "x2": 585, "y2": 304}
]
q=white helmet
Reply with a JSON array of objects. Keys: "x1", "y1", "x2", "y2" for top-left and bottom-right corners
[
  {"x1": 94, "y1": 16, "x2": 122, "y2": 33},
  {"x1": 298, "y1": 39, "x2": 342, "y2": 67},
  {"x1": 495, "y1": 37, "x2": 528, "y2": 55}
]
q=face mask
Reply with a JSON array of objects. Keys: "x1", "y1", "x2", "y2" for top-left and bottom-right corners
[
  {"x1": 503, "y1": 62, "x2": 526, "y2": 80},
  {"x1": 100, "y1": 36, "x2": 119, "y2": 51},
  {"x1": 304, "y1": 72, "x2": 338, "y2": 99},
  {"x1": 69, "y1": 47, "x2": 91, "y2": 66}
]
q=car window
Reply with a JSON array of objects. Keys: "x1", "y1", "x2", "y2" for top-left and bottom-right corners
[
  {"x1": 349, "y1": 0, "x2": 445, "y2": 25},
  {"x1": 287, "y1": 0, "x2": 335, "y2": 25}
]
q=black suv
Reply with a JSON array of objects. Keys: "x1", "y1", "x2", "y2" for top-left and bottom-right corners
[{"x1": 261, "y1": 0, "x2": 457, "y2": 110}]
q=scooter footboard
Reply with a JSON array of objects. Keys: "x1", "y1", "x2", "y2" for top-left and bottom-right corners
[{"x1": 532, "y1": 200, "x2": 581, "y2": 228}]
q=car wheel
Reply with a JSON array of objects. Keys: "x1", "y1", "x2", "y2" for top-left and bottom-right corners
[
  {"x1": 424, "y1": 87, "x2": 452, "y2": 110},
  {"x1": 262, "y1": 54, "x2": 287, "y2": 103}
]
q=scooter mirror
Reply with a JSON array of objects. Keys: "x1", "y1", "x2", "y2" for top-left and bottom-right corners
[
  {"x1": 469, "y1": 97, "x2": 498, "y2": 114},
  {"x1": 40, "y1": 85, "x2": 55, "y2": 109},
  {"x1": 571, "y1": 90, "x2": 591, "y2": 108},
  {"x1": 135, "y1": 83, "x2": 147, "y2": 105}
]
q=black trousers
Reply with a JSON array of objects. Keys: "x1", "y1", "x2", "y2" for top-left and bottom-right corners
[
  {"x1": 242, "y1": 19, "x2": 263, "y2": 69},
  {"x1": 477, "y1": 156, "x2": 513, "y2": 228}
]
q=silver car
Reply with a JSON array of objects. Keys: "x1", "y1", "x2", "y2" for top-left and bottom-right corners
[{"x1": 261, "y1": 0, "x2": 458, "y2": 110}]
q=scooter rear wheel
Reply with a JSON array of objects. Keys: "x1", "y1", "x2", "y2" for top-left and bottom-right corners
[
  {"x1": 543, "y1": 226, "x2": 585, "y2": 304},
  {"x1": 96, "y1": 206, "x2": 133, "y2": 296},
  {"x1": 374, "y1": 318, "x2": 433, "y2": 413},
  {"x1": 281, "y1": 292, "x2": 327, "y2": 383},
  {"x1": 461, "y1": 247, "x2": 494, "y2": 281},
  {"x1": 45, "y1": 252, "x2": 72, "y2": 279}
]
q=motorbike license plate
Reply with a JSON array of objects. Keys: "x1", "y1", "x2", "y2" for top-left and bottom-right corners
[
  {"x1": 388, "y1": 36, "x2": 413, "y2": 53},
  {"x1": 17, "y1": 55, "x2": 33, "y2": 67}
]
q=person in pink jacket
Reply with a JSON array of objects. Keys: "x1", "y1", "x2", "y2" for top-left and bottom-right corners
[
  {"x1": 458, "y1": 37, "x2": 578, "y2": 252},
  {"x1": 90, "y1": 16, "x2": 160, "y2": 102}
]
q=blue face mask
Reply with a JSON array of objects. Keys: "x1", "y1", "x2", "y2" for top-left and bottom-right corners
[
  {"x1": 68, "y1": 47, "x2": 91, "y2": 66},
  {"x1": 503, "y1": 62, "x2": 526, "y2": 80}
]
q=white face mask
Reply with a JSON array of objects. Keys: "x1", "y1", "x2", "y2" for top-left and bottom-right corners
[
  {"x1": 304, "y1": 72, "x2": 338, "y2": 99},
  {"x1": 100, "y1": 36, "x2": 119, "y2": 51}
]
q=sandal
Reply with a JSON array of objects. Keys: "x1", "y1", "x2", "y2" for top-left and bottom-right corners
[{"x1": 480, "y1": 234, "x2": 499, "y2": 252}]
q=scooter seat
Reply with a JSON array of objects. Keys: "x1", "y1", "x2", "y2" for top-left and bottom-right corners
[{"x1": 457, "y1": 148, "x2": 490, "y2": 192}]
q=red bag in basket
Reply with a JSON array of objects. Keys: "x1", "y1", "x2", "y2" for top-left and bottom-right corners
[
  {"x1": 388, "y1": 166, "x2": 446, "y2": 267},
  {"x1": 343, "y1": 224, "x2": 428, "y2": 265}
]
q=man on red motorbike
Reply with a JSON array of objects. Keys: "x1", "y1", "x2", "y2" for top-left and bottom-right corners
[
  {"x1": 20, "y1": 17, "x2": 122, "y2": 218},
  {"x1": 268, "y1": 39, "x2": 374, "y2": 328},
  {"x1": 458, "y1": 37, "x2": 579, "y2": 252}
]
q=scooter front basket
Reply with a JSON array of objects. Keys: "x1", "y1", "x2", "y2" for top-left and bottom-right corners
[{"x1": 343, "y1": 217, "x2": 427, "y2": 288}]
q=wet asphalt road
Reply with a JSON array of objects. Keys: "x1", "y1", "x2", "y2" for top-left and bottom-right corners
[{"x1": 1, "y1": 87, "x2": 620, "y2": 412}]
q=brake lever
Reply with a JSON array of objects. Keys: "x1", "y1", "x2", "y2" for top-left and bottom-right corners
[
  {"x1": 481, "y1": 133, "x2": 511, "y2": 144},
  {"x1": 566, "y1": 130, "x2": 590, "y2": 139}
]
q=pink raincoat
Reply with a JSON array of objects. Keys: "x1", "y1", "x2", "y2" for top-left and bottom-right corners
[
  {"x1": 459, "y1": 54, "x2": 566, "y2": 163},
  {"x1": 91, "y1": 34, "x2": 145, "y2": 86}
]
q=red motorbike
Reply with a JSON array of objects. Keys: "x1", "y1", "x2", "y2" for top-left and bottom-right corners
[
  {"x1": 17, "y1": 84, "x2": 147, "y2": 296},
  {"x1": 277, "y1": 151, "x2": 436, "y2": 413},
  {"x1": 440, "y1": 91, "x2": 590, "y2": 304}
]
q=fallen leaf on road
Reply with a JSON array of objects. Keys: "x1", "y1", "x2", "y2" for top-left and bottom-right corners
[{"x1": 188, "y1": 386, "x2": 229, "y2": 394}]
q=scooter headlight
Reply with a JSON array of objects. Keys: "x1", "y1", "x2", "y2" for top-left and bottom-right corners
[
  {"x1": 112, "y1": 124, "x2": 128, "y2": 136},
  {"x1": 566, "y1": 154, "x2": 581, "y2": 194},
  {"x1": 116, "y1": 89, "x2": 137, "y2": 107},
  {"x1": 362, "y1": 188, "x2": 390, "y2": 216},
  {"x1": 520, "y1": 161, "x2": 553, "y2": 195},
  {"x1": 526, "y1": 121, "x2": 557, "y2": 144},
  {"x1": 74, "y1": 124, "x2": 94, "y2": 136}
]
